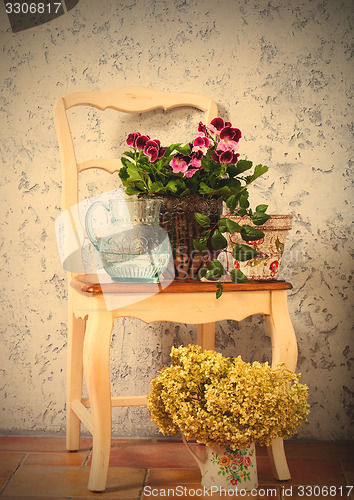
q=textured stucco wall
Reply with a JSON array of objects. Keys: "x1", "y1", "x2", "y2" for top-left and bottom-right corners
[{"x1": 0, "y1": 0, "x2": 353, "y2": 440}]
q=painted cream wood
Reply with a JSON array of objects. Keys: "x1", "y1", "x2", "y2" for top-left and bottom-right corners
[{"x1": 54, "y1": 86, "x2": 298, "y2": 492}]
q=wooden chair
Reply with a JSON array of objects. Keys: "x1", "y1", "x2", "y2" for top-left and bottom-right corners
[{"x1": 54, "y1": 86, "x2": 298, "y2": 492}]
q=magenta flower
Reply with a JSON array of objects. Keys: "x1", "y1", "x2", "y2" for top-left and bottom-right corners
[
  {"x1": 144, "y1": 139, "x2": 166, "y2": 162},
  {"x1": 192, "y1": 133, "x2": 210, "y2": 154},
  {"x1": 209, "y1": 117, "x2": 225, "y2": 134},
  {"x1": 136, "y1": 134, "x2": 150, "y2": 151},
  {"x1": 212, "y1": 140, "x2": 240, "y2": 163},
  {"x1": 220, "y1": 126, "x2": 242, "y2": 142},
  {"x1": 198, "y1": 121, "x2": 208, "y2": 135},
  {"x1": 126, "y1": 132, "x2": 141, "y2": 147},
  {"x1": 220, "y1": 150, "x2": 240, "y2": 164}
]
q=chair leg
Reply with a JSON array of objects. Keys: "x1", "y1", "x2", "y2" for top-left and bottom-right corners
[
  {"x1": 66, "y1": 308, "x2": 85, "y2": 451},
  {"x1": 83, "y1": 308, "x2": 114, "y2": 492},
  {"x1": 265, "y1": 290, "x2": 298, "y2": 481},
  {"x1": 197, "y1": 322, "x2": 216, "y2": 350}
]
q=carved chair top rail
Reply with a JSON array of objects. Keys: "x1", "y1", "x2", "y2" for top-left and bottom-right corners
[
  {"x1": 60, "y1": 86, "x2": 218, "y2": 116},
  {"x1": 54, "y1": 85, "x2": 218, "y2": 210},
  {"x1": 71, "y1": 275, "x2": 292, "y2": 296}
]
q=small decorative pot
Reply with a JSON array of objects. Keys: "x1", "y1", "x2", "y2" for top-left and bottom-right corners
[
  {"x1": 226, "y1": 214, "x2": 293, "y2": 280},
  {"x1": 183, "y1": 436, "x2": 258, "y2": 491}
]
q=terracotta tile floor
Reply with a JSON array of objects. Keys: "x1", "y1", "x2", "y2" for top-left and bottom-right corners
[{"x1": 0, "y1": 437, "x2": 353, "y2": 499}]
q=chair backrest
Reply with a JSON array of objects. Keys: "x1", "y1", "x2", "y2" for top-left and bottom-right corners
[{"x1": 54, "y1": 86, "x2": 218, "y2": 211}]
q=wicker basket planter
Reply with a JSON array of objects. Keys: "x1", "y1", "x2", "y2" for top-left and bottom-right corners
[{"x1": 159, "y1": 195, "x2": 223, "y2": 280}]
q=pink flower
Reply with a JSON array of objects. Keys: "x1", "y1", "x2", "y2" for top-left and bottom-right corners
[
  {"x1": 185, "y1": 168, "x2": 198, "y2": 178},
  {"x1": 170, "y1": 151, "x2": 203, "y2": 177},
  {"x1": 126, "y1": 132, "x2": 141, "y2": 147},
  {"x1": 217, "y1": 138, "x2": 239, "y2": 153},
  {"x1": 170, "y1": 154, "x2": 189, "y2": 174},
  {"x1": 189, "y1": 149, "x2": 203, "y2": 168},
  {"x1": 144, "y1": 139, "x2": 166, "y2": 162}
]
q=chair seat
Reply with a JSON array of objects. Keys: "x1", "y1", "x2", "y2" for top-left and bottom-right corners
[{"x1": 71, "y1": 274, "x2": 292, "y2": 295}]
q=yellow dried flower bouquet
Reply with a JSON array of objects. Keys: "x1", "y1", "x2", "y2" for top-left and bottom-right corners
[{"x1": 148, "y1": 344, "x2": 309, "y2": 449}]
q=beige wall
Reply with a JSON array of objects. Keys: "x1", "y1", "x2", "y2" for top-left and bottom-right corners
[{"x1": 0, "y1": 0, "x2": 352, "y2": 440}]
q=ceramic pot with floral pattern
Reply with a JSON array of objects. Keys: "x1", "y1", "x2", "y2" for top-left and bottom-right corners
[
  {"x1": 226, "y1": 215, "x2": 293, "y2": 280},
  {"x1": 183, "y1": 436, "x2": 258, "y2": 491}
]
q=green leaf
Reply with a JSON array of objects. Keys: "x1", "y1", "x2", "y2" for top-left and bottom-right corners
[
  {"x1": 193, "y1": 239, "x2": 208, "y2": 252},
  {"x1": 150, "y1": 181, "x2": 165, "y2": 194},
  {"x1": 194, "y1": 212, "x2": 211, "y2": 227},
  {"x1": 230, "y1": 269, "x2": 249, "y2": 283},
  {"x1": 208, "y1": 259, "x2": 225, "y2": 273},
  {"x1": 253, "y1": 164, "x2": 269, "y2": 180},
  {"x1": 233, "y1": 244, "x2": 259, "y2": 261},
  {"x1": 225, "y1": 218, "x2": 242, "y2": 233},
  {"x1": 240, "y1": 225, "x2": 265, "y2": 242},
  {"x1": 252, "y1": 212, "x2": 270, "y2": 226},
  {"x1": 246, "y1": 164, "x2": 269, "y2": 184},
  {"x1": 198, "y1": 182, "x2": 216, "y2": 195},
  {"x1": 239, "y1": 195, "x2": 250, "y2": 209},
  {"x1": 256, "y1": 204, "x2": 268, "y2": 213},
  {"x1": 118, "y1": 166, "x2": 128, "y2": 181},
  {"x1": 217, "y1": 218, "x2": 228, "y2": 233},
  {"x1": 164, "y1": 143, "x2": 182, "y2": 156},
  {"x1": 175, "y1": 144, "x2": 191, "y2": 155},
  {"x1": 226, "y1": 164, "x2": 239, "y2": 177},
  {"x1": 211, "y1": 228, "x2": 228, "y2": 250},
  {"x1": 127, "y1": 164, "x2": 143, "y2": 182},
  {"x1": 198, "y1": 267, "x2": 208, "y2": 279},
  {"x1": 226, "y1": 195, "x2": 237, "y2": 211},
  {"x1": 179, "y1": 188, "x2": 192, "y2": 197},
  {"x1": 204, "y1": 259, "x2": 225, "y2": 280},
  {"x1": 122, "y1": 150, "x2": 136, "y2": 160},
  {"x1": 121, "y1": 157, "x2": 135, "y2": 169},
  {"x1": 216, "y1": 288, "x2": 223, "y2": 299},
  {"x1": 125, "y1": 186, "x2": 142, "y2": 195},
  {"x1": 237, "y1": 208, "x2": 247, "y2": 217},
  {"x1": 205, "y1": 270, "x2": 221, "y2": 281},
  {"x1": 233, "y1": 159, "x2": 253, "y2": 175},
  {"x1": 166, "y1": 179, "x2": 179, "y2": 194}
]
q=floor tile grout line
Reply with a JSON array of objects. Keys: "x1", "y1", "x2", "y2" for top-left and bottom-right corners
[
  {"x1": 0, "y1": 451, "x2": 29, "y2": 496},
  {"x1": 338, "y1": 458, "x2": 354, "y2": 496},
  {"x1": 137, "y1": 468, "x2": 149, "y2": 500}
]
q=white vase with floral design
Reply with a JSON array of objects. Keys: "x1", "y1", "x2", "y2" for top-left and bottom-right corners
[
  {"x1": 183, "y1": 436, "x2": 258, "y2": 491},
  {"x1": 225, "y1": 214, "x2": 293, "y2": 280}
]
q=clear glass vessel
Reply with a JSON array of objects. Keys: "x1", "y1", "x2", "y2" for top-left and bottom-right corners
[{"x1": 85, "y1": 199, "x2": 171, "y2": 282}]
